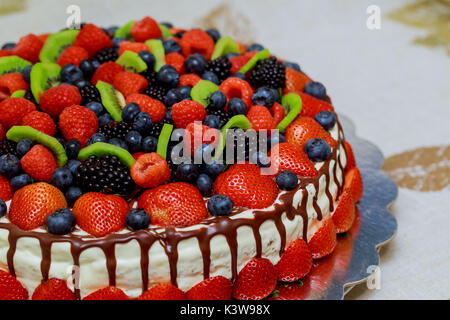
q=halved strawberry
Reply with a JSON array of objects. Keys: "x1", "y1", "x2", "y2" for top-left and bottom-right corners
[
  {"x1": 186, "y1": 276, "x2": 232, "y2": 300},
  {"x1": 32, "y1": 278, "x2": 75, "y2": 300},
  {"x1": 178, "y1": 73, "x2": 201, "y2": 87},
  {"x1": 0, "y1": 269, "x2": 28, "y2": 300},
  {"x1": 344, "y1": 141, "x2": 356, "y2": 171},
  {"x1": 138, "y1": 283, "x2": 186, "y2": 300},
  {"x1": 218, "y1": 77, "x2": 253, "y2": 109},
  {"x1": 269, "y1": 142, "x2": 318, "y2": 177},
  {"x1": 275, "y1": 239, "x2": 312, "y2": 282},
  {"x1": 130, "y1": 152, "x2": 171, "y2": 188},
  {"x1": 83, "y1": 286, "x2": 128, "y2": 300},
  {"x1": 308, "y1": 218, "x2": 337, "y2": 259},
  {"x1": 331, "y1": 189, "x2": 355, "y2": 234},
  {"x1": 0, "y1": 73, "x2": 29, "y2": 97},
  {"x1": 285, "y1": 116, "x2": 336, "y2": 149},
  {"x1": 298, "y1": 92, "x2": 334, "y2": 118},
  {"x1": 344, "y1": 167, "x2": 363, "y2": 203},
  {"x1": 284, "y1": 67, "x2": 311, "y2": 93}
]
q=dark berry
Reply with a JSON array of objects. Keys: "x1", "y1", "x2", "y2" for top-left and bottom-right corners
[
  {"x1": 284, "y1": 61, "x2": 301, "y2": 72},
  {"x1": 160, "y1": 22, "x2": 173, "y2": 28},
  {"x1": 65, "y1": 139, "x2": 81, "y2": 160},
  {"x1": 196, "y1": 173, "x2": 212, "y2": 196},
  {"x1": 203, "y1": 115, "x2": 220, "y2": 129},
  {"x1": 60, "y1": 64, "x2": 84, "y2": 84},
  {"x1": 157, "y1": 65, "x2": 179, "y2": 88},
  {"x1": 133, "y1": 112, "x2": 152, "y2": 134},
  {"x1": 87, "y1": 133, "x2": 107, "y2": 145},
  {"x1": 1, "y1": 42, "x2": 15, "y2": 50},
  {"x1": 226, "y1": 52, "x2": 239, "y2": 59},
  {"x1": 78, "y1": 82, "x2": 101, "y2": 105},
  {"x1": 138, "y1": 50, "x2": 156, "y2": 69},
  {"x1": 98, "y1": 113, "x2": 114, "y2": 127},
  {"x1": 65, "y1": 159, "x2": 81, "y2": 175},
  {"x1": 184, "y1": 54, "x2": 206, "y2": 75},
  {"x1": 126, "y1": 208, "x2": 151, "y2": 231},
  {"x1": 177, "y1": 86, "x2": 192, "y2": 100},
  {"x1": 65, "y1": 186, "x2": 83, "y2": 206},
  {"x1": 109, "y1": 138, "x2": 128, "y2": 150},
  {"x1": 141, "y1": 136, "x2": 158, "y2": 153},
  {"x1": 314, "y1": 111, "x2": 336, "y2": 130},
  {"x1": 276, "y1": 170, "x2": 298, "y2": 191},
  {"x1": 247, "y1": 43, "x2": 264, "y2": 52},
  {"x1": 86, "y1": 101, "x2": 104, "y2": 116},
  {"x1": 0, "y1": 199, "x2": 6, "y2": 218},
  {"x1": 51, "y1": 168, "x2": 73, "y2": 190},
  {"x1": 0, "y1": 154, "x2": 21, "y2": 178},
  {"x1": 206, "y1": 29, "x2": 221, "y2": 42},
  {"x1": 228, "y1": 98, "x2": 247, "y2": 116},
  {"x1": 250, "y1": 56, "x2": 286, "y2": 89},
  {"x1": 304, "y1": 81, "x2": 326, "y2": 100},
  {"x1": 231, "y1": 72, "x2": 246, "y2": 80},
  {"x1": 0, "y1": 140, "x2": 17, "y2": 157},
  {"x1": 98, "y1": 121, "x2": 133, "y2": 140},
  {"x1": 112, "y1": 37, "x2": 125, "y2": 48},
  {"x1": 207, "y1": 194, "x2": 233, "y2": 216},
  {"x1": 16, "y1": 139, "x2": 34, "y2": 158},
  {"x1": 142, "y1": 84, "x2": 168, "y2": 101},
  {"x1": 125, "y1": 130, "x2": 142, "y2": 153},
  {"x1": 164, "y1": 88, "x2": 182, "y2": 107},
  {"x1": 205, "y1": 56, "x2": 231, "y2": 82},
  {"x1": 80, "y1": 59, "x2": 95, "y2": 78},
  {"x1": 304, "y1": 138, "x2": 331, "y2": 162},
  {"x1": 204, "y1": 161, "x2": 225, "y2": 178},
  {"x1": 22, "y1": 65, "x2": 32, "y2": 83},
  {"x1": 252, "y1": 86, "x2": 275, "y2": 108},
  {"x1": 93, "y1": 47, "x2": 118, "y2": 64},
  {"x1": 10, "y1": 174, "x2": 32, "y2": 190},
  {"x1": 45, "y1": 208, "x2": 76, "y2": 235},
  {"x1": 175, "y1": 163, "x2": 199, "y2": 183},
  {"x1": 122, "y1": 102, "x2": 141, "y2": 123},
  {"x1": 207, "y1": 91, "x2": 227, "y2": 110},
  {"x1": 162, "y1": 39, "x2": 181, "y2": 54}
]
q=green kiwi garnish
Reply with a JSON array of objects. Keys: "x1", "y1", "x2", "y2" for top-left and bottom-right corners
[
  {"x1": 213, "y1": 115, "x2": 252, "y2": 160},
  {"x1": 115, "y1": 50, "x2": 148, "y2": 73},
  {"x1": 78, "y1": 142, "x2": 135, "y2": 168},
  {"x1": 0, "y1": 56, "x2": 32, "y2": 75},
  {"x1": 145, "y1": 39, "x2": 165, "y2": 71},
  {"x1": 239, "y1": 48, "x2": 270, "y2": 74},
  {"x1": 96, "y1": 81, "x2": 126, "y2": 121},
  {"x1": 159, "y1": 24, "x2": 172, "y2": 38},
  {"x1": 190, "y1": 80, "x2": 219, "y2": 107},
  {"x1": 115, "y1": 21, "x2": 135, "y2": 40},
  {"x1": 39, "y1": 29, "x2": 79, "y2": 63},
  {"x1": 6, "y1": 126, "x2": 68, "y2": 167},
  {"x1": 156, "y1": 123, "x2": 173, "y2": 159},
  {"x1": 211, "y1": 36, "x2": 239, "y2": 60},
  {"x1": 276, "y1": 93, "x2": 302, "y2": 133},
  {"x1": 30, "y1": 62, "x2": 61, "y2": 103},
  {"x1": 10, "y1": 90, "x2": 26, "y2": 98}
]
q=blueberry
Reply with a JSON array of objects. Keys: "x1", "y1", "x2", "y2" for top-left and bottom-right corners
[
  {"x1": 160, "y1": 21, "x2": 173, "y2": 28},
  {"x1": 91, "y1": 60, "x2": 101, "y2": 70},
  {"x1": 138, "y1": 50, "x2": 156, "y2": 69},
  {"x1": 86, "y1": 101, "x2": 104, "y2": 116},
  {"x1": 177, "y1": 86, "x2": 192, "y2": 100},
  {"x1": 133, "y1": 112, "x2": 152, "y2": 134},
  {"x1": 164, "y1": 88, "x2": 182, "y2": 107},
  {"x1": 276, "y1": 170, "x2": 298, "y2": 191},
  {"x1": 1, "y1": 42, "x2": 15, "y2": 50},
  {"x1": 16, "y1": 138, "x2": 34, "y2": 158},
  {"x1": 87, "y1": 133, "x2": 107, "y2": 145},
  {"x1": 202, "y1": 71, "x2": 219, "y2": 85},
  {"x1": 204, "y1": 115, "x2": 220, "y2": 129},
  {"x1": 175, "y1": 163, "x2": 199, "y2": 183},
  {"x1": 247, "y1": 43, "x2": 264, "y2": 52},
  {"x1": 60, "y1": 64, "x2": 84, "y2": 84},
  {"x1": 267, "y1": 132, "x2": 285, "y2": 149},
  {"x1": 165, "y1": 108, "x2": 173, "y2": 122},
  {"x1": 65, "y1": 139, "x2": 81, "y2": 160},
  {"x1": 269, "y1": 87, "x2": 281, "y2": 103},
  {"x1": 250, "y1": 151, "x2": 270, "y2": 168},
  {"x1": 196, "y1": 173, "x2": 213, "y2": 196},
  {"x1": 226, "y1": 52, "x2": 239, "y2": 59},
  {"x1": 304, "y1": 81, "x2": 327, "y2": 100},
  {"x1": 162, "y1": 39, "x2": 181, "y2": 54},
  {"x1": 157, "y1": 65, "x2": 179, "y2": 88},
  {"x1": 73, "y1": 79, "x2": 89, "y2": 89},
  {"x1": 304, "y1": 138, "x2": 331, "y2": 162},
  {"x1": 206, "y1": 29, "x2": 221, "y2": 43},
  {"x1": 109, "y1": 138, "x2": 128, "y2": 150},
  {"x1": 45, "y1": 208, "x2": 76, "y2": 235},
  {"x1": 204, "y1": 161, "x2": 225, "y2": 178},
  {"x1": 230, "y1": 72, "x2": 246, "y2": 80},
  {"x1": 0, "y1": 154, "x2": 21, "y2": 178},
  {"x1": 112, "y1": 37, "x2": 125, "y2": 48},
  {"x1": 126, "y1": 208, "x2": 151, "y2": 231},
  {"x1": 207, "y1": 91, "x2": 227, "y2": 110},
  {"x1": 184, "y1": 54, "x2": 207, "y2": 75},
  {"x1": 65, "y1": 186, "x2": 83, "y2": 206},
  {"x1": 21, "y1": 65, "x2": 32, "y2": 83},
  {"x1": 252, "y1": 86, "x2": 275, "y2": 108},
  {"x1": 228, "y1": 98, "x2": 247, "y2": 116},
  {"x1": 141, "y1": 136, "x2": 158, "y2": 153},
  {"x1": 284, "y1": 61, "x2": 301, "y2": 72},
  {"x1": 125, "y1": 130, "x2": 142, "y2": 153},
  {"x1": 98, "y1": 113, "x2": 114, "y2": 127},
  {"x1": 10, "y1": 174, "x2": 32, "y2": 190},
  {"x1": 51, "y1": 168, "x2": 73, "y2": 190},
  {"x1": 314, "y1": 111, "x2": 336, "y2": 131},
  {"x1": 122, "y1": 102, "x2": 141, "y2": 123},
  {"x1": 107, "y1": 26, "x2": 119, "y2": 34},
  {"x1": 65, "y1": 159, "x2": 81, "y2": 175},
  {"x1": 0, "y1": 199, "x2": 6, "y2": 218},
  {"x1": 80, "y1": 59, "x2": 95, "y2": 78},
  {"x1": 207, "y1": 194, "x2": 233, "y2": 216},
  {"x1": 56, "y1": 137, "x2": 66, "y2": 149}
]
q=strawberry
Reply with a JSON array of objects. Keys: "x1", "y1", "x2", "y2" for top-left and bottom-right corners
[
  {"x1": 0, "y1": 124, "x2": 4, "y2": 140},
  {"x1": 218, "y1": 77, "x2": 253, "y2": 109},
  {"x1": 138, "y1": 283, "x2": 186, "y2": 300},
  {"x1": 269, "y1": 142, "x2": 318, "y2": 177},
  {"x1": 57, "y1": 45, "x2": 89, "y2": 67},
  {"x1": 9, "y1": 182, "x2": 67, "y2": 230},
  {"x1": 184, "y1": 122, "x2": 219, "y2": 155},
  {"x1": 344, "y1": 141, "x2": 356, "y2": 171},
  {"x1": 284, "y1": 67, "x2": 311, "y2": 93},
  {"x1": 332, "y1": 189, "x2": 355, "y2": 234},
  {"x1": 38, "y1": 33, "x2": 49, "y2": 43},
  {"x1": 275, "y1": 239, "x2": 312, "y2": 282},
  {"x1": 186, "y1": 276, "x2": 232, "y2": 300},
  {"x1": 126, "y1": 93, "x2": 166, "y2": 123},
  {"x1": 165, "y1": 52, "x2": 185, "y2": 74},
  {"x1": 232, "y1": 258, "x2": 277, "y2": 300},
  {"x1": 229, "y1": 54, "x2": 252, "y2": 74},
  {"x1": 131, "y1": 16, "x2": 162, "y2": 42},
  {"x1": 138, "y1": 182, "x2": 208, "y2": 227},
  {"x1": 21, "y1": 145, "x2": 58, "y2": 182},
  {"x1": 285, "y1": 116, "x2": 336, "y2": 149},
  {"x1": 180, "y1": 29, "x2": 215, "y2": 60},
  {"x1": 0, "y1": 50, "x2": 13, "y2": 58},
  {"x1": 39, "y1": 84, "x2": 82, "y2": 117},
  {"x1": 178, "y1": 73, "x2": 201, "y2": 87},
  {"x1": 0, "y1": 97, "x2": 36, "y2": 129},
  {"x1": 270, "y1": 102, "x2": 285, "y2": 126},
  {"x1": 214, "y1": 163, "x2": 278, "y2": 209},
  {"x1": 32, "y1": 278, "x2": 75, "y2": 300},
  {"x1": 171, "y1": 100, "x2": 206, "y2": 128},
  {"x1": 73, "y1": 23, "x2": 113, "y2": 56},
  {"x1": 118, "y1": 41, "x2": 150, "y2": 56},
  {"x1": 12, "y1": 34, "x2": 43, "y2": 63},
  {"x1": 83, "y1": 286, "x2": 129, "y2": 300},
  {"x1": 73, "y1": 192, "x2": 129, "y2": 237},
  {"x1": 132, "y1": 152, "x2": 145, "y2": 160},
  {"x1": 298, "y1": 92, "x2": 334, "y2": 118},
  {"x1": 0, "y1": 73, "x2": 29, "y2": 96},
  {"x1": 247, "y1": 105, "x2": 275, "y2": 131},
  {"x1": 131, "y1": 152, "x2": 171, "y2": 188},
  {"x1": 308, "y1": 218, "x2": 337, "y2": 259},
  {"x1": 0, "y1": 174, "x2": 13, "y2": 201},
  {"x1": 91, "y1": 61, "x2": 125, "y2": 85},
  {"x1": 22, "y1": 111, "x2": 56, "y2": 136},
  {"x1": 59, "y1": 105, "x2": 98, "y2": 146},
  {"x1": 0, "y1": 269, "x2": 28, "y2": 300},
  {"x1": 344, "y1": 167, "x2": 363, "y2": 203},
  {"x1": 113, "y1": 71, "x2": 148, "y2": 98}
]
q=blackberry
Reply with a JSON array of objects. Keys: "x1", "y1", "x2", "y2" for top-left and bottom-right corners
[
  {"x1": 98, "y1": 121, "x2": 133, "y2": 140},
  {"x1": 142, "y1": 84, "x2": 168, "y2": 102},
  {"x1": 79, "y1": 83, "x2": 101, "y2": 105},
  {"x1": 147, "y1": 122, "x2": 163, "y2": 138},
  {"x1": 74, "y1": 155, "x2": 135, "y2": 195},
  {"x1": 0, "y1": 140, "x2": 18, "y2": 157},
  {"x1": 206, "y1": 56, "x2": 231, "y2": 82},
  {"x1": 140, "y1": 69, "x2": 158, "y2": 85},
  {"x1": 206, "y1": 108, "x2": 230, "y2": 128},
  {"x1": 24, "y1": 91, "x2": 37, "y2": 105},
  {"x1": 250, "y1": 56, "x2": 286, "y2": 89},
  {"x1": 93, "y1": 47, "x2": 118, "y2": 64}
]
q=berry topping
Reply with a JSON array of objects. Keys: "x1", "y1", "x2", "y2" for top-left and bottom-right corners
[
  {"x1": 218, "y1": 77, "x2": 253, "y2": 109},
  {"x1": 297, "y1": 92, "x2": 334, "y2": 118},
  {"x1": 59, "y1": 105, "x2": 99, "y2": 146},
  {"x1": 250, "y1": 56, "x2": 286, "y2": 89},
  {"x1": 12, "y1": 34, "x2": 43, "y2": 63},
  {"x1": 0, "y1": 73, "x2": 29, "y2": 97},
  {"x1": 131, "y1": 16, "x2": 162, "y2": 42},
  {"x1": 344, "y1": 141, "x2": 356, "y2": 171},
  {"x1": 73, "y1": 23, "x2": 113, "y2": 56},
  {"x1": 0, "y1": 97, "x2": 36, "y2": 129},
  {"x1": 0, "y1": 154, "x2": 21, "y2": 178},
  {"x1": 284, "y1": 67, "x2": 311, "y2": 92},
  {"x1": 285, "y1": 116, "x2": 336, "y2": 149},
  {"x1": 180, "y1": 29, "x2": 215, "y2": 60},
  {"x1": 275, "y1": 239, "x2": 312, "y2": 282},
  {"x1": 304, "y1": 138, "x2": 331, "y2": 162},
  {"x1": 51, "y1": 167, "x2": 73, "y2": 190},
  {"x1": 10, "y1": 173, "x2": 32, "y2": 191},
  {"x1": 91, "y1": 61, "x2": 125, "y2": 85},
  {"x1": 32, "y1": 278, "x2": 75, "y2": 300},
  {"x1": 57, "y1": 46, "x2": 89, "y2": 67},
  {"x1": 270, "y1": 142, "x2": 318, "y2": 177},
  {"x1": 126, "y1": 208, "x2": 151, "y2": 231},
  {"x1": 0, "y1": 174, "x2": 13, "y2": 201},
  {"x1": 206, "y1": 56, "x2": 231, "y2": 82},
  {"x1": 0, "y1": 269, "x2": 28, "y2": 300},
  {"x1": 186, "y1": 276, "x2": 232, "y2": 300},
  {"x1": 126, "y1": 93, "x2": 166, "y2": 123},
  {"x1": 113, "y1": 71, "x2": 148, "y2": 97},
  {"x1": 138, "y1": 283, "x2": 186, "y2": 300},
  {"x1": 344, "y1": 167, "x2": 363, "y2": 203},
  {"x1": 332, "y1": 189, "x2": 355, "y2": 234},
  {"x1": 247, "y1": 105, "x2": 275, "y2": 131},
  {"x1": 83, "y1": 286, "x2": 129, "y2": 300},
  {"x1": 21, "y1": 145, "x2": 58, "y2": 182},
  {"x1": 304, "y1": 81, "x2": 327, "y2": 100},
  {"x1": 45, "y1": 208, "x2": 76, "y2": 235},
  {"x1": 130, "y1": 152, "x2": 170, "y2": 188},
  {"x1": 276, "y1": 170, "x2": 298, "y2": 191},
  {"x1": 314, "y1": 110, "x2": 336, "y2": 130},
  {"x1": 207, "y1": 194, "x2": 234, "y2": 216},
  {"x1": 171, "y1": 100, "x2": 206, "y2": 128},
  {"x1": 21, "y1": 111, "x2": 56, "y2": 136},
  {"x1": 308, "y1": 218, "x2": 337, "y2": 259}
]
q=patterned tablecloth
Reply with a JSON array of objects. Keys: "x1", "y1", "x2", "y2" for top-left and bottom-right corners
[{"x1": 0, "y1": 0, "x2": 448, "y2": 300}]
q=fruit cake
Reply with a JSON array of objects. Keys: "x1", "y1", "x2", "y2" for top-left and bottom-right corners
[{"x1": 0, "y1": 16, "x2": 363, "y2": 300}]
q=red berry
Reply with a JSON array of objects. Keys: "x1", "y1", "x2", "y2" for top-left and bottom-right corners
[
  {"x1": 138, "y1": 283, "x2": 186, "y2": 300},
  {"x1": 59, "y1": 105, "x2": 98, "y2": 146},
  {"x1": 32, "y1": 278, "x2": 75, "y2": 300},
  {"x1": 12, "y1": 34, "x2": 43, "y2": 63},
  {"x1": 184, "y1": 122, "x2": 219, "y2": 155},
  {"x1": 269, "y1": 142, "x2": 318, "y2": 177},
  {"x1": 21, "y1": 145, "x2": 58, "y2": 182},
  {"x1": 247, "y1": 105, "x2": 275, "y2": 131},
  {"x1": 131, "y1": 16, "x2": 162, "y2": 42},
  {"x1": 83, "y1": 286, "x2": 129, "y2": 300},
  {"x1": 344, "y1": 167, "x2": 363, "y2": 203},
  {"x1": 0, "y1": 97, "x2": 36, "y2": 129},
  {"x1": 73, "y1": 23, "x2": 113, "y2": 56},
  {"x1": 0, "y1": 50, "x2": 13, "y2": 58},
  {"x1": 0, "y1": 174, "x2": 13, "y2": 201},
  {"x1": 113, "y1": 71, "x2": 148, "y2": 98},
  {"x1": 178, "y1": 73, "x2": 201, "y2": 87},
  {"x1": 0, "y1": 73, "x2": 29, "y2": 96},
  {"x1": 91, "y1": 61, "x2": 125, "y2": 85},
  {"x1": 308, "y1": 218, "x2": 337, "y2": 259},
  {"x1": 218, "y1": 77, "x2": 253, "y2": 109},
  {"x1": 165, "y1": 52, "x2": 185, "y2": 74},
  {"x1": 22, "y1": 111, "x2": 56, "y2": 136},
  {"x1": 297, "y1": 92, "x2": 334, "y2": 118},
  {"x1": 180, "y1": 29, "x2": 215, "y2": 60},
  {"x1": 284, "y1": 67, "x2": 312, "y2": 93},
  {"x1": 130, "y1": 152, "x2": 171, "y2": 188},
  {"x1": 332, "y1": 189, "x2": 356, "y2": 234},
  {"x1": 186, "y1": 276, "x2": 232, "y2": 300},
  {"x1": 229, "y1": 54, "x2": 252, "y2": 74},
  {"x1": 57, "y1": 45, "x2": 89, "y2": 67},
  {"x1": 118, "y1": 41, "x2": 150, "y2": 56},
  {"x1": 344, "y1": 141, "x2": 356, "y2": 171},
  {"x1": 39, "y1": 84, "x2": 82, "y2": 117},
  {"x1": 285, "y1": 116, "x2": 336, "y2": 149},
  {"x1": 125, "y1": 93, "x2": 166, "y2": 123},
  {"x1": 0, "y1": 269, "x2": 28, "y2": 300},
  {"x1": 171, "y1": 100, "x2": 206, "y2": 128},
  {"x1": 270, "y1": 102, "x2": 285, "y2": 126},
  {"x1": 0, "y1": 123, "x2": 5, "y2": 141},
  {"x1": 275, "y1": 239, "x2": 312, "y2": 282}
]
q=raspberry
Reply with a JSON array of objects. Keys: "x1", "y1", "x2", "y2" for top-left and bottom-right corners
[
  {"x1": 130, "y1": 152, "x2": 171, "y2": 188},
  {"x1": 206, "y1": 56, "x2": 231, "y2": 82},
  {"x1": 0, "y1": 73, "x2": 29, "y2": 96},
  {"x1": 218, "y1": 77, "x2": 253, "y2": 109},
  {"x1": 21, "y1": 145, "x2": 58, "y2": 182},
  {"x1": 73, "y1": 23, "x2": 113, "y2": 56},
  {"x1": 12, "y1": 34, "x2": 43, "y2": 63},
  {"x1": 39, "y1": 84, "x2": 82, "y2": 117},
  {"x1": 22, "y1": 111, "x2": 56, "y2": 136},
  {"x1": 131, "y1": 16, "x2": 162, "y2": 42},
  {"x1": 180, "y1": 29, "x2": 215, "y2": 60},
  {"x1": 250, "y1": 56, "x2": 286, "y2": 89},
  {"x1": 59, "y1": 105, "x2": 98, "y2": 146},
  {"x1": 118, "y1": 41, "x2": 150, "y2": 56},
  {"x1": 126, "y1": 93, "x2": 166, "y2": 123},
  {"x1": 0, "y1": 174, "x2": 13, "y2": 201},
  {"x1": 57, "y1": 45, "x2": 89, "y2": 67},
  {"x1": 178, "y1": 73, "x2": 201, "y2": 87},
  {"x1": 165, "y1": 52, "x2": 185, "y2": 74},
  {"x1": 113, "y1": 71, "x2": 148, "y2": 97},
  {"x1": 91, "y1": 61, "x2": 125, "y2": 85},
  {"x1": 93, "y1": 47, "x2": 119, "y2": 64},
  {"x1": 0, "y1": 97, "x2": 36, "y2": 129},
  {"x1": 247, "y1": 105, "x2": 275, "y2": 131},
  {"x1": 171, "y1": 100, "x2": 206, "y2": 128}
]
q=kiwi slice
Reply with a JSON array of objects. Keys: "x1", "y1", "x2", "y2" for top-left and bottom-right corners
[
  {"x1": 239, "y1": 48, "x2": 270, "y2": 74},
  {"x1": 145, "y1": 39, "x2": 165, "y2": 71},
  {"x1": 30, "y1": 62, "x2": 61, "y2": 103},
  {"x1": 6, "y1": 126, "x2": 68, "y2": 167},
  {"x1": 276, "y1": 93, "x2": 303, "y2": 133},
  {"x1": 116, "y1": 50, "x2": 147, "y2": 73},
  {"x1": 78, "y1": 142, "x2": 135, "y2": 168},
  {"x1": 211, "y1": 36, "x2": 239, "y2": 60},
  {"x1": 39, "y1": 29, "x2": 79, "y2": 63},
  {"x1": 213, "y1": 115, "x2": 252, "y2": 161},
  {"x1": 156, "y1": 123, "x2": 174, "y2": 159},
  {"x1": 10, "y1": 90, "x2": 26, "y2": 98},
  {"x1": 0, "y1": 56, "x2": 32, "y2": 75},
  {"x1": 190, "y1": 80, "x2": 219, "y2": 107},
  {"x1": 96, "y1": 81, "x2": 125, "y2": 121},
  {"x1": 159, "y1": 24, "x2": 172, "y2": 38},
  {"x1": 115, "y1": 20, "x2": 135, "y2": 40}
]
